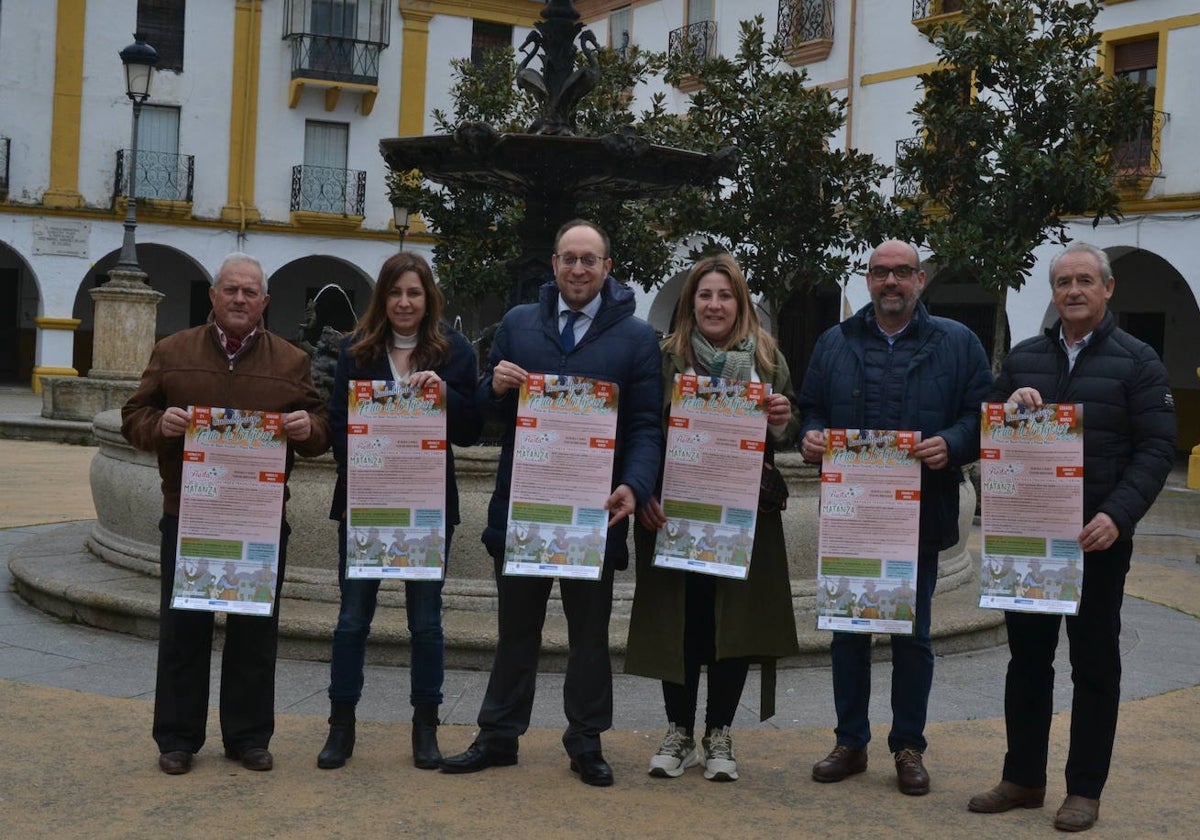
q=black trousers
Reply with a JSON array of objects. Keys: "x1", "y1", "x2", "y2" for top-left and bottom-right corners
[
  {"x1": 1001, "y1": 540, "x2": 1132, "y2": 799},
  {"x1": 152, "y1": 515, "x2": 288, "y2": 755},
  {"x1": 662, "y1": 571, "x2": 749, "y2": 736},
  {"x1": 477, "y1": 558, "x2": 616, "y2": 758}
]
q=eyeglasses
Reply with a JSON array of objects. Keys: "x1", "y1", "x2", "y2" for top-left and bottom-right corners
[
  {"x1": 555, "y1": 254, "x2": 603, "y2": 268},
  {"x1": 867, "y1": 265, "x2": 918, "y2": 281}
]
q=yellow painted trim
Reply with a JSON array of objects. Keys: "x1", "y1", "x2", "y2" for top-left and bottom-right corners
[
  {"x1": 399, "y1": 10, "x2": 433, "y2": 137},
  {"x1": 404, "y1": 0, "x2": 543, "y2": 27},
  {"x1": 32, "y1": 365, "x2": 79, "y2": 393},
  {"x1": 34, "y1": 318, "x2": 82, "y2": 331},
  {"x1": 287, "y1": 79, "x2": 380, "y2": 115},
  {"x1": 113, "y1": 196, "x2": 194, "y2": 220},
  {"x1": 45, "y1": 0, "x2": 87, "y2": 209},
  {"x1": 0, "y1": 203, "x2": 405, "y2": 241},
  {"x1": 289, "y1": 211, "x2": 365, "y2": 233},
  {"x1": 575, "y1": 0, "x2": 659, "y2": 20},
  {"x1": 222, "y1": 1, "x2": 263, "y2": 226},
  {"x1": 861, "y1": 62, "x2": 940, "y2": 87}
]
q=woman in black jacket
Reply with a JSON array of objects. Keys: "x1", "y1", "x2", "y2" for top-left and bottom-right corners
[{"x1": 317, "y1": 252, "x2": 482, "y2": 770}]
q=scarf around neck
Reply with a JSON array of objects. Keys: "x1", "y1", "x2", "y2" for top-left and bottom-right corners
[{"x1": 690, "y1": 330, "x2": 756, "y2": 381}]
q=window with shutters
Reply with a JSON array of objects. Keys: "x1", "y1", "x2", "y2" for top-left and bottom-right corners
[
  {"x1": 471, "y1": 20, "x2": 513, "y2": 68},
  {"x1": 1111, "y1": 37, "x2": 1164, "y2": 178},
  {"x1": 137, "y1": 0, "x2": 185, "y2": 73}
]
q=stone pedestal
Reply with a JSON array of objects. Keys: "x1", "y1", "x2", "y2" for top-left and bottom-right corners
[
  {"x1": 41, "y1": 268, "x2": 162, "y2": 422},
  {"x1": 87, "y1": 268, "x2": 163, "y2": 380}
]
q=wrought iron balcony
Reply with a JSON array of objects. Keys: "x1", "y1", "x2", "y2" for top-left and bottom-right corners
[
  {"x1": 778, "y1": 0, "x2": 834, "y2": 47},
  {"x1": 0, "y1": 136, "x2": 9, "y2": 197},
  {"x1": 113, "y1": 148, "x2": 195, "y2": 203},
  {"x1": 1113, "y1": 109, "x2": 1168, "y2": 181},
  {"x1": 913, "y1": 0, "x2": 965, "y2": 21},
  {"x1": 282, "y1": 0, "x2": 389, "y2": 85},
  {"x1": 668, "y1": 20, "x2": 717, "y2": 63},
  {"x1": 291, "y1": 164, "x2": 366, "y2": 216},
  {"x1": 893, "y1": 136, "x2": 923, "y2": 199},
  {"x1": 287, "y1": 34, "x2": 384, "y2": 84}
]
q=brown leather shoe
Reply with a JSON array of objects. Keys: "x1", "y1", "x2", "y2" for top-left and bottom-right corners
[
  {"x1": 812, "y1": 745, "x2": 867, "y2": 782},
  {"x1": 894, "y1": 748, "x2": 930, "y2": 796},
  {"x1": 968, "y1": 780, "x2": 1046, "y2": 813},
  {"x1": 225, "y1": 745, "x2": 274, "y2": 771},
  {"x1": 1054, "y1": 795, "x2": 1100, "y2": 832},
  {"x1": 158, "y1": 750, "x2": 193, "y2": 775}
]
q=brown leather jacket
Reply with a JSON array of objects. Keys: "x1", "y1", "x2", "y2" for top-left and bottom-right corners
[{"x1": 121, "y1": 323, "x2": 331, "y2": 516}]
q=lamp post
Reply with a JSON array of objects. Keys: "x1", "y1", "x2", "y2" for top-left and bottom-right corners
[
  {"x1": 115, "y1": 33, "x2": 158, "y2": 273},
  {"x1": 392, "y1": 203, "x2": 411, "y2": 250}
]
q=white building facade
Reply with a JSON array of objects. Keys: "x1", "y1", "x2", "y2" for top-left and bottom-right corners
[{"x1": 1, "y1": 0, "x2": 1197, "y2": 448}]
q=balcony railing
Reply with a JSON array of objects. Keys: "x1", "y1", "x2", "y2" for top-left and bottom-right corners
[
  {"x1": 668, "y1": 20, "x2": 718, "y2": 63},
  {"x1": 287, "y1": 34, "x2": 383, "y2": 84},
  {"x1": 283, "y1": 0, "x2": 389, "y2": 86},
  {"x1": 1113, "y1": 109, "x2": 1168, "y2": 181},
  {"x1": 778, "y1": 0, "x2": 834, "y2": 47},
  {"x1": 0, "y1": 136, "x2": 9, "y2": 197},
  {"x1": 291, "y1": 164, "x2": 366, "y2": 215},
  {"x1": 912, "y1": 0, "x2": 965, "y2": 20},
  {"x1": 114, "y1": 148, "x2": 195, "y2": 202},
  {"x1": 893, "y1": 136, "x2": 923, "y2": 199}
]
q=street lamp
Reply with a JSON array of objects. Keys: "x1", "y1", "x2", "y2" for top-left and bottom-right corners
[
  {"x1": 392, "y1": 203, "x2": 411, "y2": 250},
  {"x1": 115, "y1": 33, "x2": 158, "y2": 273}
]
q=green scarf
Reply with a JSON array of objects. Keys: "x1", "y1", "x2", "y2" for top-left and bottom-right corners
[{"x1": 690, "y1": 330, "x2": 756, "y2": 381}]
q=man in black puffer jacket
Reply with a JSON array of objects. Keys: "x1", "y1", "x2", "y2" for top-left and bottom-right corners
[{"x1": 969, "y1": 242, "x2": 1176, "y2": 832}]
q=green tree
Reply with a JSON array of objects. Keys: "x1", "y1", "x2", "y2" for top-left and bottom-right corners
[
  {"x1": 897, "y1": 0, "x2": 1152, "y2": 369},
  {"x1": 388, "y1": 45, "x2": 680, "y2": 309},
  {"x1": 655, "y1": 16, "x2": 910, "y2": 318}
]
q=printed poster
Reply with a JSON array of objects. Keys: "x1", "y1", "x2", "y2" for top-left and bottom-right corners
[
  {"x1": 979, "y1": 402, "x2": 1084, "y2": 615},
  {"x1": 653, "y1": 374, "x2": 770, "y2": 580},
  {"x1": 504, "y1": 374, "x2": 619, "y2": 580},
  {"x1": 345, "y1": 380, "x2": 448, "y2": 580},
  {"x1": 816, "y1": 429, "x2": 922, "y2": 635},
  {"x1": 173, "y1": 406, "x2": 286, "y2": 616}
]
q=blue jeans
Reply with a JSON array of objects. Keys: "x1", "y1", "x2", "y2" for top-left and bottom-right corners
[
  {"x1": 830, "y1": 545, "x2": 938, "y2": 753},
  {"x1": 327, "y1": 521, "x2": 451, "y2": 707}
]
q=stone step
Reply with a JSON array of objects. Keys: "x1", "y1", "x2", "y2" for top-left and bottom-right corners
[{"x1": 10, "y1": 521, "x2": 1005, "y2": 672}]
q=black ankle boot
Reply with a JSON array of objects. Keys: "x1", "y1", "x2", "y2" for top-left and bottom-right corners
[
  {"x1": 412, "y1": 703, "x2": 441, "y2": 770},
  {"x1": 317, "y1": 702, "x2": 356, "y2": 769}
]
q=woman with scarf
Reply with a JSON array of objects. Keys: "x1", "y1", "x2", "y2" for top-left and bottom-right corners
[
  {"x1": 626, "y1": 253, "x2": 800, "y2": 782},
  {"x1": 317, "y1": 252, "x2": 481, "y2": 770}
]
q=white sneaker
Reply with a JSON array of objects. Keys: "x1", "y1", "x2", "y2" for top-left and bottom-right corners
[
  {"x1": 702, "y1": 726, "x2": 738, "y2": 782},
  {"x1": 648, "y1": 724, "x2": 699, "y2": 778}
]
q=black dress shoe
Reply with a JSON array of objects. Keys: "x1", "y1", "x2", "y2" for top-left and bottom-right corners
[
  {"x1": 438, "y1": 741, "x2": 518, "y2": 774},
  {"x1": 225, "y1": 745, "x2": 274, "y2": 771},
  {"x1": 158, "y1": 750, "x2": 193, "y2": 775},
  {"x1": 570, "y1": 751, "x2": 614, "y2": 787}
]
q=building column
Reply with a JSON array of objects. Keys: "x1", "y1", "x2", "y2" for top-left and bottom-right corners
[
  {"x1": 44, "y1": 0, "x2": 88, "y2": 209},
  {"x1": 398, "y1": 8, "x2": 433, "y2": 137},
  {"x1": 31, "y1": 317, "x2": 81, "y2": 394},
  {"x1": 220, "y1": 0, "x2": 264, "y2": 227}
]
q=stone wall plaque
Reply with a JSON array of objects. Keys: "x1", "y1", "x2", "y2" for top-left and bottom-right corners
[{"x1": 32, "y1": 219, "x2": 90, "y2": 257}]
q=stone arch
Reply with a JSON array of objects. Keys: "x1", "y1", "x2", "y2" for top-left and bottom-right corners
[
  {"x1": 71, "y1": 244, "x2": 210, "y2": 374},
  {"x1": 1043, "y1": 246, "x2": 1200, "y2": 452},
  {"x1": 267, "y1": 254, "x2": 374, "y2": 342},
  {"x1": 0, "y1": 242, "x2": 41, "y2": 383},
  {"x1": 922, "y1": 259, "x2": 1009, "y2": 364}
]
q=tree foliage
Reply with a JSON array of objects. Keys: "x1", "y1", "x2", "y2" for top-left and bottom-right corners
[
  {"x1": 654, "y1": 17, "x2": 911, "y2": 316},
  {"x1": 898, "y1": 0, "x2": 1152, "y2": 364}
]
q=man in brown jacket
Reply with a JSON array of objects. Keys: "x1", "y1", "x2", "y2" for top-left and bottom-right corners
[{"x1": 122, "y1": 252, "x2": 329, "y2": 775}]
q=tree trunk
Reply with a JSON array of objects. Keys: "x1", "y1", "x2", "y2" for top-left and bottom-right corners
[{"x1": 990, "y1": 285, "x2": 1009, "y2": 377}]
